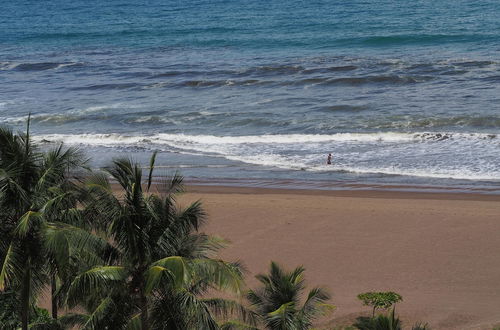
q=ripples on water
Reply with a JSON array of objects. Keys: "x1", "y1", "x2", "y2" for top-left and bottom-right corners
[{"x1": 1, "y1": 0, "x2": 500, "y2": 190}]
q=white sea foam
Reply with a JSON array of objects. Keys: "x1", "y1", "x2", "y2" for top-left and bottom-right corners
[
  {"x1": 33, "y1": 131, "x2": 498, "y2": 146},
  {"x1": 34, "y1": 133, "x2": 147, "y2": 145},
  {"x1": 32, "y1": 132, "x2": 500, "y2": 182},
  {"x1": 159, "y1": 132, "x2": 415, "y2": 143},
  {"x1": 54, "y1": 62, "x2": 83, "y2": 69},
  {"x1": 0, "y1": 62, "x2": 18, "y2": 70}
]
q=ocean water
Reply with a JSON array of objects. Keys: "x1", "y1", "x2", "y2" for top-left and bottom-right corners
[{"x1": 1, "y1": 0, "x2": 500, "y2": 192}]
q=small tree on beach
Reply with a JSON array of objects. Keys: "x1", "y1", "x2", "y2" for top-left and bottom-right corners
[{"x1": 357, "y1": 292, "x2": 402, "y2": 317}]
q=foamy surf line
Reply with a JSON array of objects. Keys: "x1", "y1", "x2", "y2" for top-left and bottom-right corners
[
  {"x1": 32, "y1": 132, "x2": 500, "y2": 182},
  {"x1": 32, "y1": 132, "x2": 499, "y2": 144}
]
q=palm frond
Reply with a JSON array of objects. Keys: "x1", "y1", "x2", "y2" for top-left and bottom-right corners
[
  {"x1": 84, "y1": 172, "x2": 112, "y2": 192},
  {"x1": 0, "y1": 243, "x2": 25, "y2": 290},
  {"x1": 14, "y1": 211, "x2": 43, "y2": 237},
  {"x1": 201, "y1": 298, "x2": 259, "y2": 326},
  {"x1": 147, "y1": 256, "x2": 189, "y2": 292},
  {"x1": 80, "y1": 296, "x2": 115, "y2": 330},
  {"x1": 189, "y1": 258, "x2": 244, "y2": 294},
  {"x1": 44, "y1": 222, "x2": 114, "y2": 272},
  {"x1": 147, "y1": 151, "x2": 157, "y2": 192},
  {"x1": 66, "y1": 266, "x2": 127, "y2": 307},
  {"x1": 174, "y1": 234, "x2": 229, "y2": 259},
  {"x1": 105, "y1": 157, "x2": 141, "y2": 196},
  {"x1": 150, "y1": 289, "x2": 219, "y2": 330},
  {"x1": 175, "y1": 200, "x2": 207, "y2": 232},
  {"x1": 246, "y1": 289, "x2": 265, "y2": 311},
  {"x1": 125, "y1": 313, "x2": 142, "y2": 330},
  {"x1": 298, "y1": 287, "x2": 335, "y2": 327},
  {"x1": 219, "y1": 320, "x2": 261, "y2": 330},
  {"x1": 267, "y1": 302, "x2": 298, "y2": 330},
  {"x1": 155, "y1": 171, "x2": 184, "y2": 197},
  {"x1": 35, "y1": 144, "x2": 87, "y2": 194}
]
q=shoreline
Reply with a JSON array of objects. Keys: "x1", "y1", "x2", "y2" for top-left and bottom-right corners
[
  {"x1": 185, "y1": 182, "x2": 500, "y2": 201},
  {"x1": 177, "y1": 184, "x2": 500, "y2": 329}
]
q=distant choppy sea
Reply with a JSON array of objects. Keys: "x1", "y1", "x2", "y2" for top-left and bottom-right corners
[{"x1": 1, "y1": 0, "x2": 500, "y2": 192}]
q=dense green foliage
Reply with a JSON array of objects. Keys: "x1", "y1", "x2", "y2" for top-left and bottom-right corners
[
  {"x1": 0, "y1": 291, "x2": 54, "y2": 329},
  {"x1": 353, "y1": 308, "x2": 431, "y2": 330},
  {"x1": 0, "y1": 121, "x2": 89, "y2": 330},
  {"x1": 353, "y1": 308, "x2": 401, "y2": 330},
  {"x1": 0, "y1": 124, "x2": 258, "y2": 329}
]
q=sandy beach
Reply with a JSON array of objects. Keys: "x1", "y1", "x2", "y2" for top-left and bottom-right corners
[{"x1": 178, "y1": 186, "x2": 500, "y2": 329}]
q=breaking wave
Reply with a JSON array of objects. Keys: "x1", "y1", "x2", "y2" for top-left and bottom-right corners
[
  {"x1": 0, "y1": 61, "x2": 84, "y2": 71},
  {"x1": 33, "y1": 131, "x2": 498, "y2": 146},
  {"x1": 30, "y1": 131, "x2": 500, "y2": 182}
]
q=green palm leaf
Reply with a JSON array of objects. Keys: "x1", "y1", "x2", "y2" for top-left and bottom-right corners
[
  {"x1": 190, "y1": 259, "x2": 244, "y2": 294},
  {"x1": 147, "y1": 256, "x2": 189, "y2": 292},
  {"x1": 0, "y1": 243, "x2": 24, "y2": 290},
  {"x1": 219, "y1": 320, "x2": 261, "y2": 330},
  {"x1": 146, "y1": 151, "x2": 157, "y2": 192},
  {"x1": 267, "y1": 302, "x2": 298, "y2": 330},
  {"x1": 80, "y1": 296, "x2": 115, "y2": 330},
  {"x1": 202, "y1": 298, "x2": 259, "y2": 326},
  {"x1": 298, "y1": 287, "x2": 335, "y2": 325},
  {"x1": 66, "y1": 266, "x2": 127, "y2": 308},
  {"x1": 14, "y1": 211, "x2": 42, "y2": 237},
  {"x1": 125, "y1": 313, "x2": 142, "y2": 330}
]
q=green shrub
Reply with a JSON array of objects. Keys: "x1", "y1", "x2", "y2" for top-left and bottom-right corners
[
  {"x1": 357, "y1": 292, "x2": 402, "y2": 317},
  {"x1": 0, "y1": 291, "x2": 19, "y2": 329},
  {"x1": 0, "y1": 291, "x2": 54, "y2": 330}
]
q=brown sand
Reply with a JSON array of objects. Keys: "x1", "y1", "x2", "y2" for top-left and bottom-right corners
[{"x1": 179, "y1": 186, "x2": 500, "y2": 330}]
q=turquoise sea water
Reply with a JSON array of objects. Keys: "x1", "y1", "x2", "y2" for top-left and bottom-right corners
[{"x1": 1, "y1": 0, "x2": 500, "y2": 191}]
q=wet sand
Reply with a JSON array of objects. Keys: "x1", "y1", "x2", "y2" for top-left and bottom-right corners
[{"x1": 179, "y1": 186, "x2": 500, "y2": 329}]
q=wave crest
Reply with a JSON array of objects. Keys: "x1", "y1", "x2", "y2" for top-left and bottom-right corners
[
  {"x1": 1, "y1": 61, "x2": 84, "y2": 71},
  {"x1": 33, "y1": 131, "x2": 498, "y2": 146}
]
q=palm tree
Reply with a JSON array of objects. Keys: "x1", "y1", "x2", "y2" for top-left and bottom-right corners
[
  {"x1": 0, "y1": 121, "x2": 89, "y2": 330},
  {"x1": 247, "y1": 261, "x2": 334, "y2": 330},
  {"x1": 66, "y1": 155, "x2": 248, "y2": 329},
  {"x1": 148, "y1": 260, "x2": 258, "y2": 329}
]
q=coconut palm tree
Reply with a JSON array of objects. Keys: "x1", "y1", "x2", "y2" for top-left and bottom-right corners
[
  {"x1": 65, "y1": 155, "x2": 248, "y2": 329},
  {"x1": 0, "y1": 121, "x2": 90, "y2": 330},
  {"x1": 148, "y1": 262, "x2": 258, "y2": 329},
  {"x1": 247, "y1": 261, "x2": 334, "y2": 330}
]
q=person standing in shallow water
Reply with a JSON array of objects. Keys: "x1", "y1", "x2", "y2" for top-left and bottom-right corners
[{"x1": 327, "y1": 153, "x2": 332, "y2": 165}]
